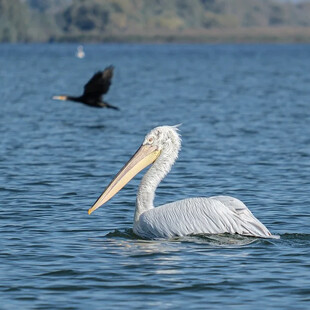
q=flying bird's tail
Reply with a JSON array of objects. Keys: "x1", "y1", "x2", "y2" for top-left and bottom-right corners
[{"x1": 100, "y1": 101, "x2": 119, "y2": 110}]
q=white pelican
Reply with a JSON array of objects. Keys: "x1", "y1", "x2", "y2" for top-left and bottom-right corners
[{"x1": 88, "y1": 126, "x2": 277, "y2": 239}]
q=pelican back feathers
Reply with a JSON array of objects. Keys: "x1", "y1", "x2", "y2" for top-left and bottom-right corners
[{"x1": 134, "y1": 196, "x2": 275, "y2": 239}]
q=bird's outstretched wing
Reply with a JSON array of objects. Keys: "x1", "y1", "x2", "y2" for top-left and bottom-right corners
[{"x1": 83, "y1": 66, "x2": 114, "y2": 97}]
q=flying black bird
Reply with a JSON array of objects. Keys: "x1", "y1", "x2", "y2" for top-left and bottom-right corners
[{"x1": 52, "y1": 66, "x2": 118, "y2": 110}]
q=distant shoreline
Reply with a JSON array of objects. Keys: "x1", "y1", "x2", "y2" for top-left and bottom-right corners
[
  {"x1": 2, "y1": 26, "x2": 310, "y2": 44},
  {"x1": 50, "y1": 27, "x2": 310, "y2": 44}
]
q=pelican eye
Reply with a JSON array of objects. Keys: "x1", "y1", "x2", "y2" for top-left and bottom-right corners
[{"x1": 147, "y1": 137, "x2": 154, "y2": 144}]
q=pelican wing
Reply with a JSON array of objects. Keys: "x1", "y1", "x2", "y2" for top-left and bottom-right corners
[
  {"x1": 134, "y1": 196, "x2": 273, "y2": 239},
  {"x1": 83, "y1": 66, "x2": 114, "y2": 97}
]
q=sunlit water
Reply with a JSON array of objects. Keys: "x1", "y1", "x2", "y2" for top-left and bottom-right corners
[{"x1": 0, "y1": 43, "x2": 310, "y2": 309}]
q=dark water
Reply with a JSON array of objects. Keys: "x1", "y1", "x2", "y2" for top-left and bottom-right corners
[{"x1": 1, "y1": 43, "x2": 310, "y2": 309}]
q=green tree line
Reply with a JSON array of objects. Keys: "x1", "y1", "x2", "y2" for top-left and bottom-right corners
[{"x1": 1, "y1": 0, "x2": 310, "y2": 42}]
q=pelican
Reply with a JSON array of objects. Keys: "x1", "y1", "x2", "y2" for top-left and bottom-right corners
[{"x1": 88, "y1": 126, "x2": 277, "y2": 239}]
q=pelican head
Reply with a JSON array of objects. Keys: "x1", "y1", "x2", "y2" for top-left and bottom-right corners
[
  {"x1": 142, "y1": 125, "x2": 181, "y2": 153},
  {"x1": 88, "y1": 125, "x2": 181, "y2": 215}
]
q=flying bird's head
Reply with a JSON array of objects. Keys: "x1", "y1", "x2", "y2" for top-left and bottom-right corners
[{"x1": 52, "y1": 95, "x2": 68, "y2": 101}]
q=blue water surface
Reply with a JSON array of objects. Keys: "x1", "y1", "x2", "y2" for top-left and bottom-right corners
[{"x1": 0, "y1": 43, "x2": 310, "y2": 309}]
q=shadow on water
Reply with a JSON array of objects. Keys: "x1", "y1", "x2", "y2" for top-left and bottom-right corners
[
  {"x1": 106, "y1": 228, "x2": 138, "y2": 239},
  {"x1": 81, "y1": 124, "x2": 106, "y2": 130},
  {"x1": 105, "y1": 229, "x2": 310, "y2": 247},
  {"x1": 278, "y1": 233, "x2": 310, "y2": 248}
]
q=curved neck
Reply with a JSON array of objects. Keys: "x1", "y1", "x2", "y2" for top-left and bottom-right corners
[{"x1": 134, "y1": 145, "x2": 179, "y2": 223}]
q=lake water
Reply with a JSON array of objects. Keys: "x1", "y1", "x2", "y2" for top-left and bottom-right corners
[{"x1": 0, "y1": 43, "x2": 310, "y2": 309}]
